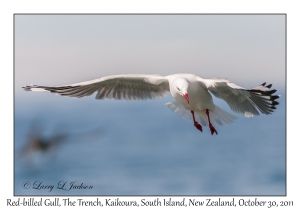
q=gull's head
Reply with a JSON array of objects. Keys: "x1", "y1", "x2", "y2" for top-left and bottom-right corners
[{"x1": 173, "y1": 78, "x2": 189, "y2": 104}]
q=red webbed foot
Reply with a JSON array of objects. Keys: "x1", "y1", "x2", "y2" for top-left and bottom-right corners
[
  {"x1": 209, "y1": 123, "x2": 218, "y2": 135},
  {"x1": 205, "y1": 109, "x2": 218, "y2": 135},
  {"x1": 194, "y1": 122, "x2": 203, "y2": 132},
  {"x1": 191, "y1": 110, "x2": 203, "y2": 132}
]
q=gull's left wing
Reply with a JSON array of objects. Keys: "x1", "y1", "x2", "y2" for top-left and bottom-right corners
[{"x1": 199, "y1": 78, "x2": 280, "y2": 117}]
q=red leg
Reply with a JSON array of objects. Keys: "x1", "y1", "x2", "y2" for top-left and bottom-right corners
[
  {"x1": 191, "y1": 110, "x2": 202, "y2": 132},
  {"x1": 205, "y1": 109, "x2": 218, "y2": 135}
]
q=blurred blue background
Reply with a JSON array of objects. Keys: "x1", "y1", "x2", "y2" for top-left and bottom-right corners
[
  {"x1": 14, "y1": 14, "x2": 285, "y2": 195},
  {"x1": 14, "y1": 89, "x2": 285, "y2": 196}
]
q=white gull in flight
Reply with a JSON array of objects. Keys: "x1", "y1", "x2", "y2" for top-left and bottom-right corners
[{"x1": 23, "y1": 74, "x2": 280, "y2": 135}]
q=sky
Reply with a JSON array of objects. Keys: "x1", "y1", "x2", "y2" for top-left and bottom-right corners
[
  {"x1": 13, "y1": 14, "x2": 286, "y2": 196},
  {"x1": 15, "y1": 14, "x2": 285, "y2": 94}
]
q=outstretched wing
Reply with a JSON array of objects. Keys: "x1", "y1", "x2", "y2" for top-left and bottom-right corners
[
  {"x1": 23, "y1": 74, "x2": 170, "y2": 101},
  {"x1": 201, "y1": 78, "x2": 280, "y2": 117}
]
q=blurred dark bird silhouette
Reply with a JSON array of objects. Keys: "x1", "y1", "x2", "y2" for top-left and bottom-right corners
[{"x1": 18, "y1": 120, "x2": 104, "y2": 166}]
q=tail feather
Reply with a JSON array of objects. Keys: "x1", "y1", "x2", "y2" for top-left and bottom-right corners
[
  {"x1": 165, "y1": 101, "x2": 237, "y2": 127},
  {"x1": 212, "y1": 105, "x2": 237, "y2": 126},
  {"x1": 165, "y1": 101, "x2": 192, "y2": 121}
]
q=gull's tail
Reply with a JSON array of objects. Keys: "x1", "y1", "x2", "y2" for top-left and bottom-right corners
[{"x1": 165, "y1": 101, "x2": 237, "y2": 127}]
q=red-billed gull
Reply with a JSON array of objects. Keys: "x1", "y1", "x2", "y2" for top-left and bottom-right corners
[{"x1": 23, "y1": 74, "x2": 280, "y2": 135}]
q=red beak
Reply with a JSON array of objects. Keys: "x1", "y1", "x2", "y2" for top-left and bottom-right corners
[{"x1": 184, "y1": 93, "x2": 189, "y2": 104}]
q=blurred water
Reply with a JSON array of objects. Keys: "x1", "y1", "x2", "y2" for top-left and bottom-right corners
[{"x1": 14, "y1": 89, "x2": 286, "y2": 196}]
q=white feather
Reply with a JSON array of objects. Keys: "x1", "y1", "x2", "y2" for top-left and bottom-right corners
[{"x1": 166, "y1": 101, "x2": 237, "y2": 127}]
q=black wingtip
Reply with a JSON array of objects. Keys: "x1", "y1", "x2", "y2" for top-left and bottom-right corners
[
  {"x1": 267, "y1": 89, "x2": 277, "y2": 95},
  {"x1": 22, "y1": 86, "x2": 32, "y2": 91},
  {"x1": 266, "y1": 84, "x2": 272, "y2": 88},
  {"x1": 270, "y1": 95, "x2": 280, "y2": 100},
  {"x1": 249, "y1": 82, "x2": 280, "y2": 115}
]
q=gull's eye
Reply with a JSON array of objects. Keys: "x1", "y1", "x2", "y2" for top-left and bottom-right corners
[{"x1": 177, "y1": 87, "x2": 180, "y2": 91}]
